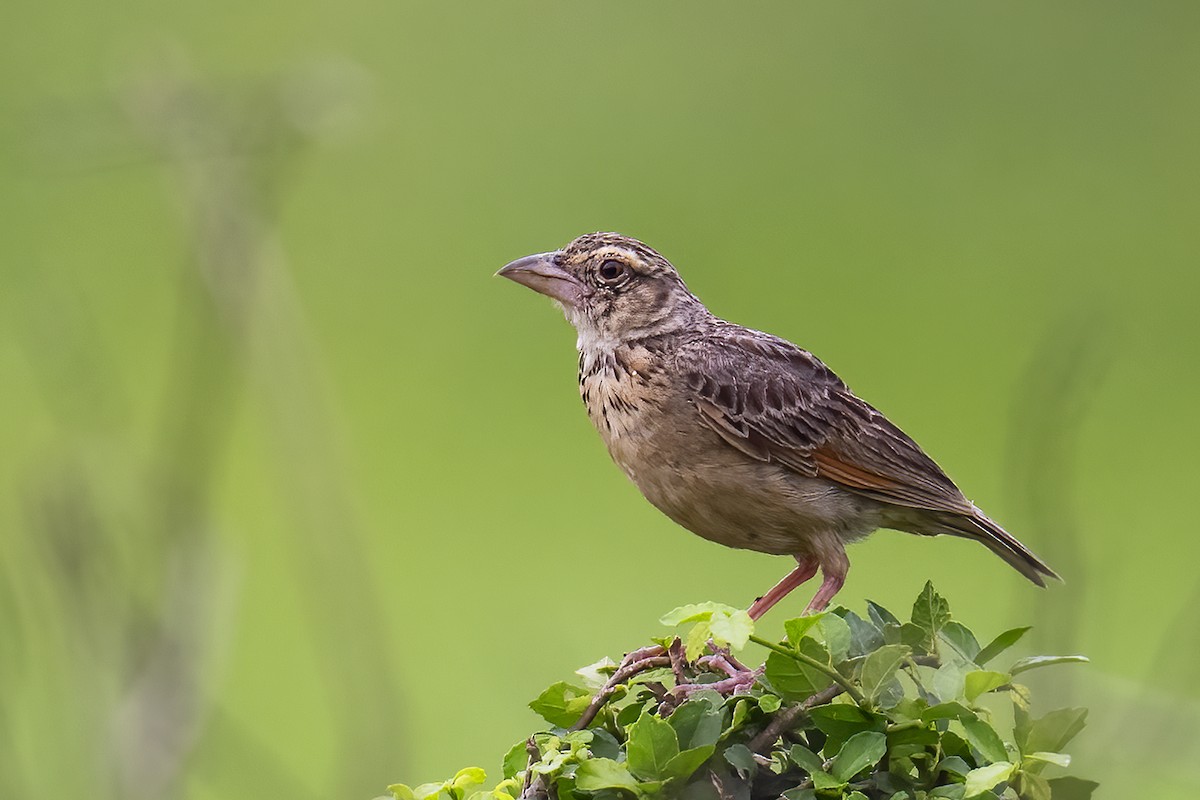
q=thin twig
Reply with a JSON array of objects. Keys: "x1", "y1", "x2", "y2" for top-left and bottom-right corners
[
  {"x1": 570, "y1": 653, "x2": 670, "y2": 731},
  {"x1": 520, "y1": 738, "x2": 548, "y2": 800},
  {"x1": 668, "y1": 639, "x2": 689, "y2": 685},
  {"x1": 748, "y1": 683, "x2": 844, "y2": 752}
]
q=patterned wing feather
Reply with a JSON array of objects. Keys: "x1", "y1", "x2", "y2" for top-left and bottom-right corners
[{"x1": 682, "y1": 328, "x2": 973, "y2": 515}]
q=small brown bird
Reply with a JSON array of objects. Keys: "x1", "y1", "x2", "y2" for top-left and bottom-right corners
[{"x1": 498, "y1": 233, "x2": 1057, "y2": 618}]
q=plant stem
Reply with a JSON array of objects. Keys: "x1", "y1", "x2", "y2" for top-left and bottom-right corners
[
  {"x1": 749, "y1": 634, "x2": 868, "y2": 707},
  {"x1": 748, "y1": 682, "x2": 844, "y2": 752},
  {"x1": 570, "y1": 651, "x2": 670, "y2": 731}
]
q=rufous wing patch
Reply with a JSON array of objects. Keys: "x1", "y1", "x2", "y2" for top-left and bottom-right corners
[{"x1": 812, "y1": 447, "x2": 903, "y2": 492}]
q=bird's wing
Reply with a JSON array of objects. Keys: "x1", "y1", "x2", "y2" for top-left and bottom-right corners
[{"x1": 680, "y1": 329, "x2": 974, "y2": 515}]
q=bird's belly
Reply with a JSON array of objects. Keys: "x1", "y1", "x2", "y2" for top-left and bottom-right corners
[
  {"x1": 600, "y1": 404, "x2": 880, "y2": 557},
  {"x1": 636, "y1": 456, "x2": 880, "y2": 556}
]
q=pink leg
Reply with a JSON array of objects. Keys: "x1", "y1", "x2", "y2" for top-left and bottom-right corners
[
  {"x1": 748, "y1": 556, "x2": 819, "y2": 620},
  {"x1": 804, "y1": 552, "x2": 849, "y2": 613}
]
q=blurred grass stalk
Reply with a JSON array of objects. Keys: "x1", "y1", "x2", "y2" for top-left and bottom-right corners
[
  {"x1": 3, "y1": 60, "x2": 401, "y2": 799},
  {"x1": 1005, "y1": 315, "x2": 1200, "y2": 793}
]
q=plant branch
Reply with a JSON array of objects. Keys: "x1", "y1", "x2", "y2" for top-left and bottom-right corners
[
  {"x1": 570, "y1": 650, "x2": 670, "y2": 731},
  {"x1": 748, "y1": 682, "x2": 844, "y2": 752}
]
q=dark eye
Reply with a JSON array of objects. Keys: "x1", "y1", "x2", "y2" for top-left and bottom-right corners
[{"x1": 598, "y1": 259, "x2": 627, "y2": 283}]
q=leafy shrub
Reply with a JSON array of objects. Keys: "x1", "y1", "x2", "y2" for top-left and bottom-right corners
[{"x1": 386, "y1": 583, "x2": 1094, "y2": 800}]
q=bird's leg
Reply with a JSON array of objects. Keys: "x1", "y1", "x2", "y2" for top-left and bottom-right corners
[
  {"x1": 803, "y1": 552, "x2": 849, "y2": 613},
  {"x1": 748, "y1": 555, "x2": 819, "y2": 620}
]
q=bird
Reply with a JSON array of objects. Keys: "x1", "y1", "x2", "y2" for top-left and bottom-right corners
[{"x1": 497, "y1": 232, "x2": 1058, "y2": 619}]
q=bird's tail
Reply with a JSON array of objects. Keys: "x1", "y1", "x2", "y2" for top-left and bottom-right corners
[{"x1": 939, "y1": 510, "x2": 1060, "y2": 587}]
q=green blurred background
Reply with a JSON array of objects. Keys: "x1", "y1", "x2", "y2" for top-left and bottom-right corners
[{"x1": 2, "y1": 1, "x2": 1198, "y2": 797}]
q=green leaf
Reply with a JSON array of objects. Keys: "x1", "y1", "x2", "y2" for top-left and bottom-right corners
[
  {"x1": 787, "y1": 745, "x2": 840, "y2": 789},
  {"x1": 764, "y1": 645, "x2": 832, "y2": 701},
  {"x1": 1014, "y1": 771, "x2": 1052, "y2": 800},
  {"x1": 896, "y1": 623, "x2": 930, "y2": 652},
  {"x1": 529, "y1": 682, "x2": 592, "y2": 728},
  {"x1": 840, "y1": 610, "x2": 884, "y2": 657},
  {"x1": 708, "y1": 609, "x2": 754, "y2": 651},
  {"x1": 1046, "y1": 777, "x2": 1100, "y2": 799},
  {"x1": 629, "y1": 667, "x2": 674, "y2": 688},
  {"x1": 810, "y1": 771, "x2": 842, "y2": 791},
  {"x1": 388, "y1": 784, "x2": 416, "y2": 800},
  {"x1": 576, "y1": 657, "x2": 618, "y2": 690},
  {"x1": 723, "y1": 743, "x2": 756, "y2": 777},
  {"x1": 963, "y1": 761, "x2": 1014, "y2": 797},
  {"x1": 757, "y1": 693, "x2": 782, "y2": 714},
  {"x1": 929, "y1": 788, "x2": 966, "y2": 800},
  {"x1": 936, "y1": 756, "x2": 972, "y2": 778},
  {"x1": 668, "y1": 698, "x2": 723, "y2": 750},
  {"x1": 975, "y1": 626, "x2": 1031, "y2": 666},
  {"x1": 685, "y1": 623, "x2": 710, "y2": 661},
  {"x1": 1009, "y1": 655, "x2": 1089, "y2": 676},
  {"x1": 660, "y1": 602, "x2": 753, "y2": 659},
  {"x1": 888, "y1": 724, "x2": 939, "y2": 747},
  {"x1": 964, "y1": 671, "x2": 1010, "y2": 703},
  {"x1": 962, "y1": 717, "x2": 1009, "y2": 764},
  {"x1": 574, "y1": 759, "x2": 640, "y2": 794},
  {"x1": 889, "y1": 696, "x2": 928, "y2": 721},
  {"x1": 490, "y1": 780, "x2": 522, "y2": 800},
  {"x1": 877, "y1": 676, "x2": 906, "y2": 710},
  {"x1": 860, "y1": 644, "x2": 910, "y2": 704},
  {"x1": 782, "y1": 789, "x2": 817, "y2": 800},
  {"x1": 938, "y1": 622, "x2": 981, "y2": 663},
  {"x1": 410, "y1": 781, "x2": 447, "y2": 800},
  {"x1": 933, "y1": 658, "x2": 969, "y2": 703},
  {"x1": 591, "y1": 729, "x2": 621, "y2": 760},
  {"x1": 940, "y1": 731, "x2": 972, "y2": 760},
  {"x1": 845, "y1": 793, "x2": 869, "y2": 800},
  {"x1": 867, "y1": 600, "x2": 901, "y2": 628},
  {"x1": 1017, "y1": 708, "x2": 1088, "y2": 754},
  {"x1": 784, "y1": 613, "x2": 826, "y2": 647},
  {"x1": 617, "y1": 699, "x2": 649, "y2": 729},
  {"x1": 808, "y1": 704, "x2": 886, "y2": 742},
  {"x1": 660, "y1": 602, "x2": 725, "y2": 626},
  {"x1": 911, "y1": 581, "x2": 951, "y2": 646},
  {"x1": 502, "y1": 741, "x2": 527, "y2": 780},
  {"x1": 530, "y1": 750, "x2": 568, "y2": 776},
  {"x1": 627, "y1": 713, "x2": 680, "y2": 781},
  {"x1": 817, "y1": 614, "x2": 852, "y2": 663},
  {"x1": 663, "y1": 745, "x2": 715, "y2": 781},
  {"x1": 922, "y1": 702, "x2": 975, "y2": 723},
  {"x1": 788, "y1": 745, "x2": 825, "y2": 774},
  {"x1": 829, "y1": 731, "x2": 886, "y2": 782},
  {"x1": 1025, "y1": 751, "x2": 1071, "y2": 768},
  {"x1": 729, "y1": 698, "x2": 750, "y2": 731},
  {"x1": 451, "y1": 768, "x2": 487, "y2": 796}
]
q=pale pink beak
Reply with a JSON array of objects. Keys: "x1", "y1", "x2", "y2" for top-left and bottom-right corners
[{"x1": 497, "y1": 251, "x2": 586, "y2": 309}]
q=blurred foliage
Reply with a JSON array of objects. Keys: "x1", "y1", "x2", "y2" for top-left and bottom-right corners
[
  {"x1": 390, "y1": 585, "x2": 1094, "y2": 800},
  {"x1": 1, "y1": 2, "x2": 1198, "y2": 799}
]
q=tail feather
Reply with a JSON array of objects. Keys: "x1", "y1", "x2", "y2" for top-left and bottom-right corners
[{"x1": 941, "y1": 511, "x2": 1060, "y2": 587}]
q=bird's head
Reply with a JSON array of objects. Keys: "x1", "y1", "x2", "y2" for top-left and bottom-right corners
[{"x1": 498, "y1": 232, "x2": 704, "y2": 349}]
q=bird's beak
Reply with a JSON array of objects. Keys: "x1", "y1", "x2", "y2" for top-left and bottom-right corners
[{"x1": 496, "y1": 251, "x2": 586, "y2": 309}]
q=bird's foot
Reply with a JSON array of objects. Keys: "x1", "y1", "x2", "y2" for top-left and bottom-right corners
[
  {"x1": 671, "y1": 665, "x2": 763, "y2": 700},
  {"x1": 670, "y1": 644, "x2": 762, "y2": 701}
]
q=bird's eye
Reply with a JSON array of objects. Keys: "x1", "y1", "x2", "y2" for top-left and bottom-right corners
[{"x1": 598, "y1": 259, "x2": 627, "y2": 283}]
